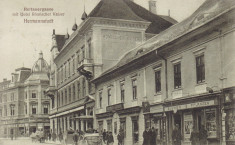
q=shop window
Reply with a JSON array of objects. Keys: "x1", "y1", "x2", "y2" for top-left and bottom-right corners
[
  {"x1": 226, "y1": 109, "x2": 235, "y2": 140},
  {"x1": 196, "y1": 55, "x2": 205, "y2": 83},
  {"x1": 108, "y1": 88, "x2": 111, "y2": 106},
  {"x1": 132, "y1": 116, "x2": 139, "y2": 143},
  {"x1": 99, "y1": 91, "x2": 102, "y2": 108},
  {"x1": 120, "y1": 118, "x2": 126, "y2": 137},
  {"x1": 132, "y1": 79, "x2": 137, "y2": 100},
  {"x1": 174, "y1": 63, "x2": 181, "y2": 89},
  {"x1": 32, "y1": 104, "x2": 37, "y2": 114},
  {"x1": 155, "y1": 70, "x2": 161, "y2": 93},
  {"x1": 107, "y1": 119, "x2": 112, "y2": 132},
  {"x1": 184, "y1": 112, "x2": 193, "y2": 141},
  {"x1": 206, "y1": 109, "x2": 217, "y2": 138},
  {"x1": 120, "y1": 82, "x2": 125, "y2": 103}
]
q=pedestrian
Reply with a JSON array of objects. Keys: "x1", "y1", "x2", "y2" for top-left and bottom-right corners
[
  {"x1": 73, "y1": 130, "x2": 79, "y2": 145},
  {"x1": 190, "y1": 126, "x2": 199, "y2": 145},
  {"x1": 117, "y1": 129, "x2": 124, "y2": 145},
  {"x1": 143, "y1": 127, "x2": 149, "y2": 145},
  {"x1": 10, "y1": 129, "x2": 14, "y2": 140},
  {"x1": 107, "y1": 131, "x2": 114, "y2": 145},
  {"x1": 48, "y1": 132, "x2": 51, "y2": 141},
  {"x1": 52, "y1": 132, "x2": 56, "y2": 142},
  {"x1": 58, "y1": 131, "x2": 63, "y2": 143},
  {"x1": 172, "y1": 124, "x2": 182, "y2": 145},
  {"x1": 199, "y1": 125, "x2": 207, "y2": 145},
  {"x1": 150, "y1": 127, "x2": 157, "y2": 145},
  {"x1": 103, "y1": 129, "x2": 107, "y2": 144}
]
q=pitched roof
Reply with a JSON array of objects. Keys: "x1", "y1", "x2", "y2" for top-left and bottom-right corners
[
  {"x1": 88, "y1": 0, "x2": 145, "y2": 22},
  {"x1": 123, "y1": 0, "x2": 177, "y2": 34},
  {"x1": 94, "y1": 0, "x2": 235, "y2": 81},
  {"x1": 55, "y1": 35, "x2": 66, "y2": 52},
  {"x1": 89, "y1": 0, "x2": 177, "y2": 34}
]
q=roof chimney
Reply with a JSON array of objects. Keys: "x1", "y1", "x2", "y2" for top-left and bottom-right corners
[
  {"x1": 168, "y1": 9, "x2": 171, "y2": 16},
  {"x1": 149, "y1": 0, "x2": 157, "y2": 14},
  {"x1": 3, "y1": 78, "x2": 7, "y2": 82}
]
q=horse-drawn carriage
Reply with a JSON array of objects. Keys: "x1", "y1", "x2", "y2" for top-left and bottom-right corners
[{"x1": 30, "y1": 130, "x2": 45, "y2": 143}]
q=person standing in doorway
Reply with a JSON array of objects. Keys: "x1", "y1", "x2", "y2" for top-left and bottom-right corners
[
  {"x1": 150, "y1": 127, "x2": 157, "y2": 145},
  {"x1": 103, "y1": 129, "x2": 107, "y2": 144},
  {"x1": 199, "y1": 125, "x2": 207, "y2": 145},
  {"x1": 172, "y1": 124, "x2": 182, "y2": 145},
  {"x1": 73, "y1": 130, "x2": 79, "y2": 145},
  {"x1": 190, "y1": 126, "x2": 199, "y2": 145},
  {"x1": 117, "y1": 129, "x2": 124, "y2": 145},
  {"x1": 107, "y1": 131, "x2": 114, "y2": 145},
  {"x1": 142, "y1": 127, "x2": 150, "y2": 145}
]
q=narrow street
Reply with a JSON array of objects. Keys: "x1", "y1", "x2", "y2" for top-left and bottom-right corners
[{"x1": 0, "y1": 138, "x2": 92, "y2": 145}]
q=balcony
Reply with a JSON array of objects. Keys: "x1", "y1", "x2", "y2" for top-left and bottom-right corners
[
  {"x1": 77, "y1": 58, "x2": 94, "y2": 80},
  {"x1": 77, "y1": 58, "x2": 94, "y2": 70}
]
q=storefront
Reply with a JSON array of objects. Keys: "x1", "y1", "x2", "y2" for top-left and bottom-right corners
[
  {"x1": 145, "y1": 103, "x2": 167, "y2": 145},
  {"x1": 223, "y1": 88, "x2": 235, "y2": 145},
  {"x1": 96, "y1": 103, "x2": 143, "y2": 145},
  {"x1": 164, "y1": 93, "x2": 221, "y2": 145}
]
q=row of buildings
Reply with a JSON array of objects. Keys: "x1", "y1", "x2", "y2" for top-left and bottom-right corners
[
  {"x1": 1, "y1": 0, "x2": 235, "y2": 145},
  {"x1": 0, "y1": 52, "x2": 51, "y2": 138}
]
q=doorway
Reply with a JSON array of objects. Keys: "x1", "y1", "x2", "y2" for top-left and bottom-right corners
[{"x1": 174, "y1": 113, "x2": 181, "y2": 130}]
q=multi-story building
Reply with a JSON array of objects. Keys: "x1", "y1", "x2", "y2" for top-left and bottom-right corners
[
  {"x1": 92, "y1": 0, "x2": 235, "y2": 145},
  {"x1": 47, "y1": 0, "x2": 176, "y2": 134},
  {"x1": 0, "y1": 52, "x2": 50, "y2": 138}
]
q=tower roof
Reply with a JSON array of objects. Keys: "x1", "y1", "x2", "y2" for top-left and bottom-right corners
[{"x1": 32, "y1": 52, "x2": 49, "y2": 73}]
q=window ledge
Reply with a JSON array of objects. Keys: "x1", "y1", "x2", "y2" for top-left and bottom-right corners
[
  {"x1": 195, "y1": 81, "x2": 206, "y2": 86},
  {"x1": 132, "y1": 99, "x2": 138, "y2": 102},
  {"x1": 154, "y1": 92, "x2": 162, "y2": 96},
  {"x1": 173, "y1": 87, "x2": 183, "y2": 91}
]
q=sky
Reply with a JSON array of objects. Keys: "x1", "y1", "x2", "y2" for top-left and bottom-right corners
[{"x1": 0, "y1": 0, "x2": 205, "y2": 81}]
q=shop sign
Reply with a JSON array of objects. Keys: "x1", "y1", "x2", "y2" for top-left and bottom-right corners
[
  {"x1": 106, "y1": 103, "x2": 124, "y2": 112},
  {"x1": 142, "y1": 101, "x2": 150, "y2": 113},
  {"x1": 165, "y1": 100, "x2": 215, "y2": 111}
]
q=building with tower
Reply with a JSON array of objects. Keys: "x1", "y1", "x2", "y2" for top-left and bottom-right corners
[
  {"x1": 46, "y1": 0, "x2": 176, "y2": 135},
  {"x1": 0, "y1": 52, "x2": 50, "y2": 138}
]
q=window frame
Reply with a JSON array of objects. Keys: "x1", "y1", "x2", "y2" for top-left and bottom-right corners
[
  {"x1": 155, "y1": 70, "x2": 161, "y2": 93},
  {"x1": 196, "y1": 54, "x2": 205, "y2": 84},
  {"x1": 132, "y1": 79, "x2": 137, "y2": 100},
  {"x1": 174, "y1": 63, "x2": 182, "y2": 89}
]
